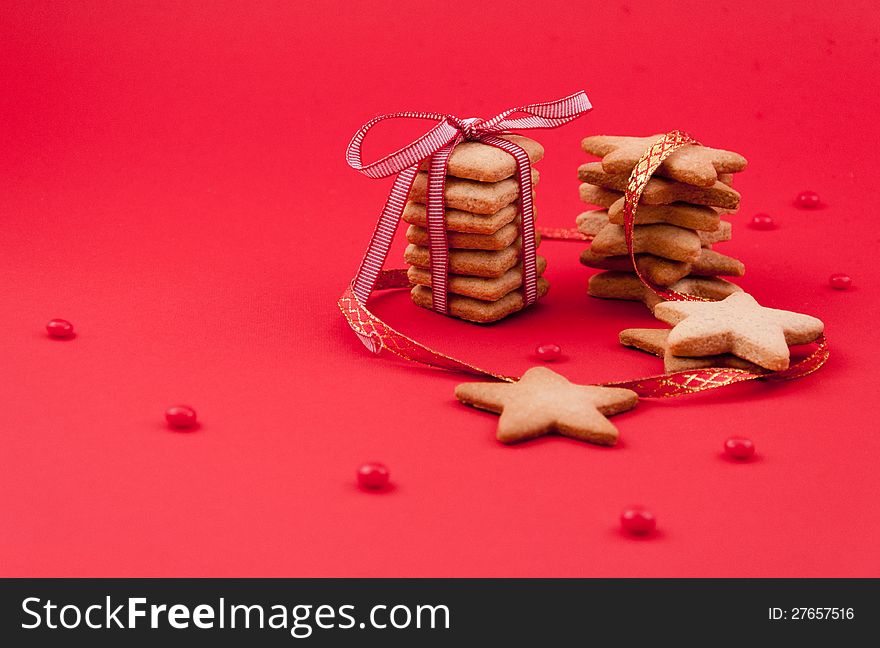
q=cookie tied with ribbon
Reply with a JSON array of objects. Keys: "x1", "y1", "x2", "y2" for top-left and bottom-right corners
[{"x1": 344, "y1": 91, "x2": 592, "y2": 325}]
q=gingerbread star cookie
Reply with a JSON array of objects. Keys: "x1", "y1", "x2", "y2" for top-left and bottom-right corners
[
  {"x1": 590, "y1": 222, "x2": 703, "y2": 263},
  {"x1": 607, "y1": 197, "x2": 721, "y2": 231},
  {"x1": 407, "y1": 257, "x2": 548, "y2": 302},
  {"x1": 406, "y1": 222, "x2": 520, "y2": 251},
  {"x1": 404, "y1": 234, "x2": 540, "y2": 278},
  {"x1": 575, "y1": 210, "x2": 610, "y2": 237},
  {"x1": 418, "y1": 134, "x2": 544, "y2": 183},
  {"x1": 577, "y1": 166, "x2": 741, "y2": 210},
  {"x1": 580, "y1": 247, "x2": 745, "y2": 286},
  {"x1": 577, "y1": 209, "x2": 732, "y2": 248},
  {"x1": 587, "y1": 271, "x2": 742, "y2": 311},
  {"x1": 578, "y1": 183, "x2": 621, "y2": 209},
  {"x1": 699, "y1": 220, "x2": 732, "y2": 245},
  {"x1": 619, "y1": 328, "x2": 765, "y2": 374},
  {"x1": 402, "y1": 201, "x2": 520, "y2": 235},
  {"x1": 653, "y1": 292, "x2": 825, "y2": 371},
  {"x1": 412, "y1": 278, "x2": 550, "y2": 324},
  {"x1": 454, "y1": 366, "x2": 638, "y2": 445},
  {"x1": 410, "y1": 168, "x2": 540, "y2": 214},
  {"x1": 582, "y1": 135, "x2": 748, "y2": 187}
]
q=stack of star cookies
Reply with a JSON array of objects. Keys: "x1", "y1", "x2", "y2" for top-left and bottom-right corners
[
  {"x1": 620, "y1": 292, "x2": 825, "y2": 374},
  {"x1": 405, "y1": 135, "x2": 550, "y2": 323},
  {"x1": 575, "y1": 135, "x2": 748, "y2": 309}
]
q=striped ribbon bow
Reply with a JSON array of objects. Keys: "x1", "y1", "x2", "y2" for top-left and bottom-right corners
[{"x1": 344, "y1": 91, "x2": 592, "y2": 316}]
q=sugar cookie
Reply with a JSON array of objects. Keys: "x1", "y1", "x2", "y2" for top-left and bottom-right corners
[{"x1": 455, "y1": 366, "x2": 637, "y2": 444}]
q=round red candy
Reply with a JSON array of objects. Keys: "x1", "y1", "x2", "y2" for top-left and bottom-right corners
[
  {"x1": 829, "y1": 273, "x2": 852, "y2": 290},
  {"x1": 620, "y1": 507, "x2": 656, "y2": 535},
  {"x1": 795, "y1": 190, "x2": 821, "y2": 209},
  {"x1": 357, "y1": 462, "x2": 390, "y2": 489},
  {"x1": 724, "y1": 436, "x2": 755, "y2": 460},
  {"x1": 165, "y1": 405, "x2": 198, "y2": 429},
  {"x1": 750, "y1": 213, "x2": 775, "y2": 230},
  {"x1": 46, "y1": 319, "x2": 75, "y2": 339},
  {"x1": 535, "y1": 344, "x2": 562, "y2": 362}
]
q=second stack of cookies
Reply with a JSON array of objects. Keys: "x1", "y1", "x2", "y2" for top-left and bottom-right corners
[
  {"x1": 575, "y1": 135, "x2": 748, "y2": 310},
  {"x1": 404, "y1": 135, "x2": 549, "y2": 323}
]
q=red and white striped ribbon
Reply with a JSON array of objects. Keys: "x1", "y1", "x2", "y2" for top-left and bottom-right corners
[
  {"x1": 479, "y1": 135, "x2": 538, "y2": 305},
  {"x1": 426, "y1": 139, "x2": 457, "y2": 313}
]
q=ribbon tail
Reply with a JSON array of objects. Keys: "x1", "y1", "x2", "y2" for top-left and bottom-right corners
[
  {"x1": 606, "y1": 334, "x2": 830, "y2": 396},
  {"x1": 623, "y1": 131, "x2": 707, "y2": 302},
  {"x1": 351, "y1": 166, "x2": 418, "y2": 304},
  {"x1": 426, "y1": 140, "x2": 459, "y2": 314},
  {"x1": 478, "y1": 135, "x2": 538, "y2": 305},
  {"x1": 338, "y1": 283, "x2": 516, "y2": 381},
  {"x1": 606, "y1": 367, "x2": 760, "y2": 397}
]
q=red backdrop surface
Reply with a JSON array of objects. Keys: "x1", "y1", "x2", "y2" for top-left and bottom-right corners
[{"x1": 2, "y1": 1, "x2": 878, "y2": 577}]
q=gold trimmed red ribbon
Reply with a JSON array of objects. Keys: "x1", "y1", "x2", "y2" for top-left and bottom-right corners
[
  {"x1": 338, "y1": 128, "x2": 829, "y2": 397},
  {"x1": 622, "y1": 131, "x2": 707, "y2": 301}
]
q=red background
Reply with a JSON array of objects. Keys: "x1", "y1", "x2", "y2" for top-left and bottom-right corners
[{"x1": 2, "y1": 1, "x2": 878, "y2": 577}]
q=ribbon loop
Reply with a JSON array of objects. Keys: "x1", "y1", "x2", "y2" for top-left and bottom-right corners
[
  {"x1": 344, "y1": 91, "x2": 592, "y2": 180},
  {"x1": 345, "y1": 112, "x2": 459, "y2": 180},
  {"x1": 425, "y1": 139, "x2": 459, "y2": 314},
  {"x1": 622, "y1": 131, "x2": 708, "y2": 302},
  {"x1": 476, "y1": 92, "x2": 593, "y2": 133},
  {"x1": 477, "y1": 134, "x2": 538, "y2": 306}
]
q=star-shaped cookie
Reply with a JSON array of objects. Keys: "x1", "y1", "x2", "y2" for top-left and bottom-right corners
[
  {"x1": 587, "y1": 270, "x2": 742, "y2": 311},
  {"x1": 590, "y1": 222, "x2": 703, "y2": 263},
  {"x1": 577, "y1": 164, "x2": 741, "y2": 209},
  {"x1": 619, "y1": 328, "x2": 765, "y2": 374},
  {"x1": 454, "y1": 366, "x2": 638, "y2": 445},
  {"x1": 582, "y1": 135, "x2": 748, "y2": 187},
  {"x1": 653, "y1": 292, "x2": 824, "y2": 371},
  {"x1": 581, "y1": 247, "x2": 745, "y2": 287}
]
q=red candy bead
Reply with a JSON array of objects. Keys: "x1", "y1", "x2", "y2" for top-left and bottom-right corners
[
  {"x1": 46, "y1": 318, "x2": 75, "y2": 339},
  {"x1": 357, "y1": 462, "x2": 390, "y2": 489},
  {"x1": 535, "y1": 344, "x2": 562, "y2": 362},
  {"x1": 724, "y1": 436, "x2": 755, "y2": 460},
  {"x1": 165, "y1": 405, "x2": 198, "y2": 429},
  {"x1": 795, "y1": 190, "x2": 821, "y2": 209},
  {"x1": 620, "y1": 506, "x2": 656, "y2": 535},
  {"x1": 750, "y1": 213, "x2": 775, "y2": 230},
  {"x1": 829, "y1": 273, "x2": 852, "y2": 290}
]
